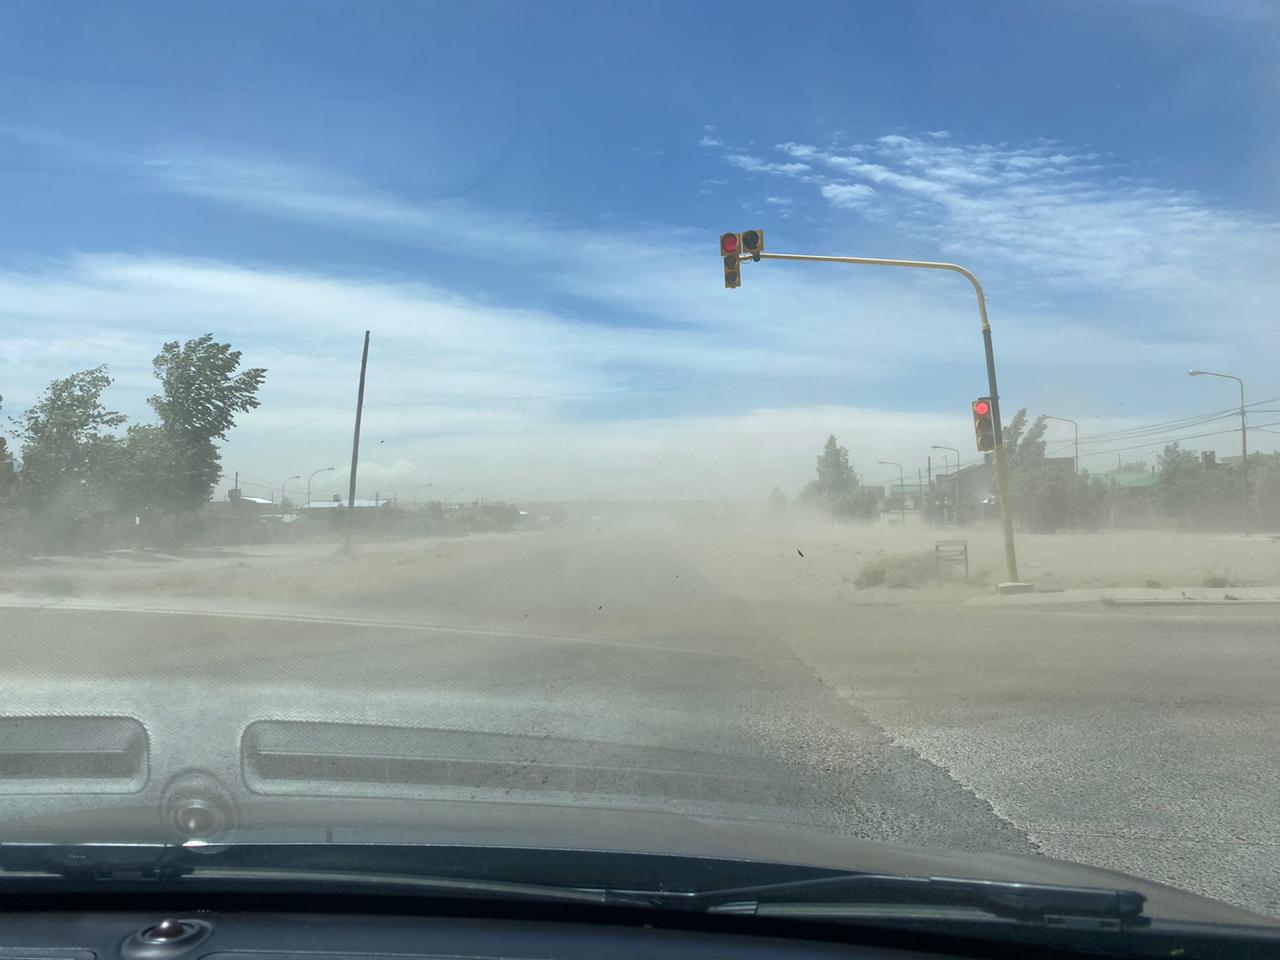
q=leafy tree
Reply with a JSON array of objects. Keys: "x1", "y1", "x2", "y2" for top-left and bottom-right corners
[
  {"x1": 1002, "y1": 408, "x2": 1047, "y2": 471},
  {"x1": 113, "y1": 424, "x2": 188, "y2": 515},
  {"x1": 149, "y1": 335, "x2": 266, "y2": 509},
  {"x1": 798, "y1": 434, "x2": 879, "y2": 520},
  {"x1": 1004, "y1": 407, "x2": 1107, "y2": 532},
  {"x1": 1156, "y1": 442, "x2": 1240, "y2": 529},
  {"x1": 13, "y1": 366, "x2": 125, "y2": 508},
  {"x1": 813, "y1": 435, "x2": 856, "y2": 500}
]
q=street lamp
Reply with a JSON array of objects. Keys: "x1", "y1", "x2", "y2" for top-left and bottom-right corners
[
  {"x1": 280, "y1": 474, "x2": 301, "y2": 507},
  {"x1": 931, "y1": 444, "x2": 962, "y2": 524},
  {"x1": 727, "y1": 245, "x2": 1020, "y2": 582},
  {"x1": 413, "y1": 483, "x2": 434, "y2": 508},
  {"x1": 306, "y1": 466, "x2": 336, "y2": 508},
  {"x1": 931, "y1": 445, "x2": 961, "y2": 475},
  {"x1": 1189, "y1": 369, "x2": 1249, "y2": 536},
  {"x1": 1042, "y1": 415, "x2": 1079, "y2": 473},
  {"x1": 879, "y1": 460, "x2": 905, "y2": 527}
]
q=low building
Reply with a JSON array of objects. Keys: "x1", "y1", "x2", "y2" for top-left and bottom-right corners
[{"x1": 935, "y1": 460, "x2": 995, "y2": 524}]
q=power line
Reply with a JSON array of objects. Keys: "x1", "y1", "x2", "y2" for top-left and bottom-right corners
[{"x1": 1078, "y1": 420, "x2": 1280, "y2": 461}]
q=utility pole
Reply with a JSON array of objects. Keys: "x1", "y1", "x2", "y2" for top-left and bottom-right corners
[
  {"x1": 727, "y1": 244, "x2": 1020, "y2": 584},
  {"x1": 1189, "y1": 369, "x2": 1249, "y2": 536},
  {"x1": 879, "y1": 460, "x2": 905, "y2": 528},
  {"x1": 345, "y1": 331, "x2": 371, "y2": 552},
  {"x1": 1043, "y1": 415, "x2": 1079, "y2": 473}
]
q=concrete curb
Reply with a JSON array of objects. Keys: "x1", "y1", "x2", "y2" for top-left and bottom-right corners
[{"x1": 1103, "y1": 596, "x2": 1280, "y2": 607}]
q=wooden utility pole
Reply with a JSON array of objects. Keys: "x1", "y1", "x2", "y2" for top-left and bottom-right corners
[{"x1": 345, "y1": 331, "x2": 371, "y2": 552}]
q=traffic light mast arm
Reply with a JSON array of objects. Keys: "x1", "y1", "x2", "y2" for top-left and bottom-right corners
[
  {"x1": 751, "y1": 252, "x2": 990, "y2": 332},
  {"x1": 745, "y1": 249, "x2": 1018, "y2": 584}
]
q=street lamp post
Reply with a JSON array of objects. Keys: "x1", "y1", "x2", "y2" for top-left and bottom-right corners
[
  {"x1": 280, "y1": 474, "x2": 302, "y2": 508},
  {"x1": 1042, "y1": 415, "x2": 1079, "y2": 473},
  {"x1": 414, "y1": 483, "x2": 434, "y2": 508},
  {"x1": 306, "y1": 466, "x2": 336, "y2": 508},
  {"x1": 1189, "y1": 369, "x2": 1249, "y2": 536},
  {"x1": 879, "y1": 460, "x2": 905, "y2": 527},
  {"x1": 931, "y1": 444, "x2": 962, "y2": 524},
  {"x1": 931, "y1": 445, "x2": 961, "y2": 476},
  {"x1": 737, "y1": 249, "x2": 1019, "y2": 583}
]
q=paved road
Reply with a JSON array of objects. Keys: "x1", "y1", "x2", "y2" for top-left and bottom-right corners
[{"x1": 2, "y1": 530, "x2": 1277, "y2": 916}]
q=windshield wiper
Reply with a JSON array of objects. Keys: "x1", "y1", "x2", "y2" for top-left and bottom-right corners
[
  {"x1": 676, "y1": 873, "x2": 1146, "y2": 928},
  {"x1": 0, "y1": 844, "x2": 1145, "y2": 928}
]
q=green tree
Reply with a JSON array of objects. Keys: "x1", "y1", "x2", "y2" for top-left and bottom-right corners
[
  {"x1": 798, "y1": 434, "x2": 879, "y2": 520},
  {"x1": 813, "y1": 435, "x2": 855, "y2": 500},
  {"x1": 1002, "y1": 408, "x2": 1047, "y2": 471},
  {"x1": 1003, "y1": 407, "x2": 1109, "y2": 532},
  {"x1": 113, "y1": 424, "x2": 188, "y2": 516},
  {"x1": 1156, "y1": 442, "x2": 1239, "y2": 529},
  {"x1": 13, "y1": 366, "x2": 125, "y2": 508},
  {"x1": 149, "y1": 335, "x2": 266, "y2": 509}
]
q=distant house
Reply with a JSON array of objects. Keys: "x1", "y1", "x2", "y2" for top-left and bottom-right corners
[
  {"x1": 1098, "y1": 468, "x2": 1157, "y2": 490},
  {"x1": 299, "y1": 497, "x2": 392, "y2": 510},
  {"x1": 935, "y1": 460, "x2": 995, "y2": 523}
]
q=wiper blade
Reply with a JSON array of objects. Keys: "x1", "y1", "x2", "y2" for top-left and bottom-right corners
[
  {"x1": 0, "y1": 845, "x2": 651, "y2": 908},
  {"x1": 182, "y1": 865, "x2": 653, "y2": 907},
  {"x1": 685, "y1": 873, "x2": 1147, "y2": 926}
]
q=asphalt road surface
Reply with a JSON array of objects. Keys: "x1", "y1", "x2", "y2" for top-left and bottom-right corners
[{"x1": 2, "y1": 530, "x2": 1277, "y2": 917}]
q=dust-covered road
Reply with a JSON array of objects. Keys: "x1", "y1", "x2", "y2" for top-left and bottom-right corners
[{"x1": 2, "y1": 527, "x2": 1278, "y2": 917}]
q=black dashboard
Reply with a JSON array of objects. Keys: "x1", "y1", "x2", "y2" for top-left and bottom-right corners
[{"x1": 0, "y1": 908, "x2": 959, "y2": 960}]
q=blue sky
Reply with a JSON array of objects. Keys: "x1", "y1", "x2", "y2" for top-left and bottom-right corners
[{"x1": 1, "y1": 0, "x2": 1278, "y2": 500}]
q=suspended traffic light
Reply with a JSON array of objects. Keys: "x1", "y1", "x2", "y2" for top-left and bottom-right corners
[
  {"x1": 741, "y1": 229, "x2": 764, "y2": 261},
  {"x1": 972, "y1": 397, "x2": 995, "y2": 452},
  {"x1": 721, "y1": 233, "x2": 741, "y2": 288},
  {"x1": 723, "y1": 254, "x2": 741, "y2": 288}
]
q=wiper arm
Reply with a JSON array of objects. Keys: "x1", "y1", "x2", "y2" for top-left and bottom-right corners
[
  {"x1": 183, "y1": 865, "x2": 653, "y2": 907},
  {"x1": 683, "y1": 873, "x2": 1146, "y2": 926},
  {"x1": 0, "y1": 845, "x2": 651, "y2": 908}
]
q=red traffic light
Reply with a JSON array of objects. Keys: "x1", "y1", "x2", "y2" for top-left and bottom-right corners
[
  {"x1": 720, "y1": 232, "x2": 740, "y2": 255},
  {"x1": 973, "y1": 400, "x2": 991, "y2": 417}
]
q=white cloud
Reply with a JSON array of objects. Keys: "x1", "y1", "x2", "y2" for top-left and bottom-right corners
[
  {"x1": 725, "y1": 154, "x2": 811, "y2": 176},
  {"x1": 697, "y1": 134, "x2": 724, "y2": 148},
  {"x1": 712, "y1": 134, "x2": 1280, "y2": 318},
  {"x1": 764, "y1": 196, "x2": 795, "y2": 207},
  {"x1": 819, "y1": 183, "x2": 877, "y2": 210}
]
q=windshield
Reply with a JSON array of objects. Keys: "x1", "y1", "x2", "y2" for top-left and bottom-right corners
[{"x1": 1, "y1": 0, "x2": 1278, "y2": 936}]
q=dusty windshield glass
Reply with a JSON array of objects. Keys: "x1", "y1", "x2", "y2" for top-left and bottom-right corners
[{"x1": 1, "y1": 0, "x2": 1278, "y2": 928}]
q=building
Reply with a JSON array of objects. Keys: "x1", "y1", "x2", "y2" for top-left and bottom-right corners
[{"x1": 935, "y1": 460, "x2": 996, "y2": 523}]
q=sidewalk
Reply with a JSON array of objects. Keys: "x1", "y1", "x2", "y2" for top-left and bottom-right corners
[{"x1": 965, "y1": 586, "x2": 1280, "y2": 607}]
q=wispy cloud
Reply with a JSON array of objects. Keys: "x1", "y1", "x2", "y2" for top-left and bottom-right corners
[
  {"x1": 819, "y1": 182, "x2": 877, "y2": 210},
  {"x1": 725, "y1": 154, "x2": 811, "y2": 177},
  {"x1": 710, "y1": 131, "x2": 1280, "y2": 319}
]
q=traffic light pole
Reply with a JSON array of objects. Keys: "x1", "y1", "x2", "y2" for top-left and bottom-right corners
[{"x1": 750, "y1": 252, "x2": 1020, "y2": 584}]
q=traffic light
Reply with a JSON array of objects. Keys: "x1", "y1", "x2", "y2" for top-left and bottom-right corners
[
  {"x1": 972, "y1": 397, "x2": 995, "y2": 452},
  {"x1": 741, "y1": 229, "x2": 764, "y2": 261},
  {"x1": 721, "y1": 233, "x2": 741, "y2": 288}
]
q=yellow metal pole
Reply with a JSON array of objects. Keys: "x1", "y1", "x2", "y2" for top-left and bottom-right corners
[{"x1": 754, "y1": 252, "x2": 1020, "y2": 583}]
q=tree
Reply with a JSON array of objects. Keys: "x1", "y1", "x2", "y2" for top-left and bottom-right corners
[
  {"x1": 149, "y1": 335, "x2": 266, "y2": 509},
  {"x1": 1002, "y1": 408, "x2": 1047, "y2": 471},
  {"x1": 1004, "y1": 407, "x2": 1106, "y2": 532},
  {"x1": 1156, "y1": 442, "x2": 1239, "y2": 529},
  {"x1": 113, "y1": 424, "x2": 188, "y2": 516},
  {"x1": 813, "y1": 435, "x2": 856, "y2": 500},
  {"x1": 799, "y1": 434, "x2": 879, "y2": 521},
  {"x1": 13, "y1": 366, "x2": 125, "y2": 508}
]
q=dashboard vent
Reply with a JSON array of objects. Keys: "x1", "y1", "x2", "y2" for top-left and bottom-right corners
[
  {"x1": 243, "y1": 721, "x2": 786, "y2": 805},
  {"x1": 0, "y1": 716, "x2": 149, "y2": 793}
]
